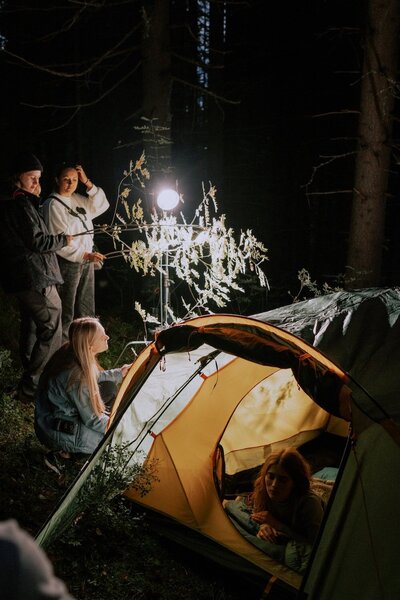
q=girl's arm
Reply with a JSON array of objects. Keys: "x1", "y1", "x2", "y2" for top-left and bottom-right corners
[
  {"x1": 98, "y1": 368, "x2": 126, "y2": 385},
  {"x1": 72, "y1": 383, "x2": 109, "y2": 433},
  {"x1": 269, "y1": 494, "x2": 324, "y2": 544}
]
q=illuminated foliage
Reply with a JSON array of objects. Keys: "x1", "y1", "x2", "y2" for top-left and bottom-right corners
[{"x1": 97, "y1": 154, "x2": 268, "y2": 324}]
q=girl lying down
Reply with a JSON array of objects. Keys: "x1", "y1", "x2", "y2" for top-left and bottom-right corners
[{"x1": 224, "y1": 447, "x2": 325, "y2": 573}]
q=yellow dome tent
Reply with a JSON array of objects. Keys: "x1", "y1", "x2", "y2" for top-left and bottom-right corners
[{"x1": 36, "y1": 289, "x2": 400, "y2": 599}]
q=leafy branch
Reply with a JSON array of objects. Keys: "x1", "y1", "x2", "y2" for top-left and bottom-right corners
[
  {"x1": 290, "y1": 268, "x2": 343, "y2": 303},
  {"x1": 40, "y1": 444, "x2": 158, "y2": 550},
  {"x1": 97, "y1": 153, "x2": 268, "y2": 323}
]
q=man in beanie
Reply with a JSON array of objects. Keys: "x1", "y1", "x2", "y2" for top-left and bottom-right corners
[{"x1": 0, "y1": 152, "x2": 73, "y2": 400}]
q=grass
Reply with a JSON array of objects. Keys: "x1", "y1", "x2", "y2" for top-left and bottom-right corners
[{"x1": 0, "y1": 294, "x2": 264, "y2": 600}]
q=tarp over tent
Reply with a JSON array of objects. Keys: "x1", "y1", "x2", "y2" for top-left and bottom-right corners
[{"x1": 36, "y1": 288, "x2": 400, "y2": 599}]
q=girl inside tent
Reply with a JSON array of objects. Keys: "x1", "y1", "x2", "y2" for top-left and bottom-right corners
[{"x1": 224, "y1": 447, "x2": 324, "y2": 572}]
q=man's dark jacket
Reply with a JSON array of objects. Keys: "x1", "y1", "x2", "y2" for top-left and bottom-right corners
[{"x1": 0, "y1": 189, "x2": 67, "y2": 293}]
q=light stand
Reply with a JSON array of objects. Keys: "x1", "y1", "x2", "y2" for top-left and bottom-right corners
[
  {"x1": 159, "y1": 248, "x2": 170, "y2": 327},
  {"x1": 156, "y1": 188, "x2": 180, "y2": 328},
  {"x1": 114, "y1": 187, "x2": 180, "y2": 364}
]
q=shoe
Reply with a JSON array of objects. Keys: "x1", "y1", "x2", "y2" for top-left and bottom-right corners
[
  {"x1": 17, "y1": 380, "x2": 37, "y2": 402},
  {"x1": 17, "y1": 389, "x2": 35, "y2": 404},
  {"x1": 44, "y1": 451, "x2": 70, "y2": 475}
]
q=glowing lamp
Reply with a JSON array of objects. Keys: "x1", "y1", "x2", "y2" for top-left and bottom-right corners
[{"x1": 156, "y1": 188, "x2": 180, "y2": 211}]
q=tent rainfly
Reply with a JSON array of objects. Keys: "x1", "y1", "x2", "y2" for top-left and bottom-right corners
[{"x1": 36, "y1": 288, "x2": 400, "y2": 599}]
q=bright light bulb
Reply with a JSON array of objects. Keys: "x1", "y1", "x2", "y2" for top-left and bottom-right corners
[{"x1": 156, "y1": 188, "x2": 180, "y2": 211}]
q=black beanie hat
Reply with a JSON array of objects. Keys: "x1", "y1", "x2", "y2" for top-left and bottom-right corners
[{"x1": 12, "y1": 152, "x2": 43, "y2": 175}]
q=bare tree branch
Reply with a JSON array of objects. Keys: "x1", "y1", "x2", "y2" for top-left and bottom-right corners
[
  {"x1": 173, "y1": 76, "x2": 241, "y2": 105},
  {"x1": 306, "y1": 190, "x2": 353, "y2": 196},
  {"x1": 3, "y1": 24, "x2": 140, "y2": 79},
  {"x1": 312, "y1": 110, "x2": 359, "y2": 118},
  {"x1": 44, "y1": 107, "x2": 82, "y2": 133},
  {"x1": 304, "y1": 151, "x2": 357, "y2": 189},
  {"x1": 25, "y1": 60, "x2": 141, "y2": 116}
]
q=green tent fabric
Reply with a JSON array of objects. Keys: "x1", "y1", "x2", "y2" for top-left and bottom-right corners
[
  {"x1": 254, "y1": 287, "x2": 400, "y2": 598},
  {"x1": 255, "y1": 287, "x2": 400, "y2": 422}
]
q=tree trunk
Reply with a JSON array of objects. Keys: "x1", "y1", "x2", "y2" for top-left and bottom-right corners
[
  {"x1": 141, "y1": 0, "x2": 173, "y2": 205},
  {"x1": 345, "y1": 0, "x2": 400, "y2": 289},
  {"x1": 207, "y1": 1, "x2": 225, "y2": 187}
]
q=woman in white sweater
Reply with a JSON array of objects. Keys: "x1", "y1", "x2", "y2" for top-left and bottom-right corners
[{"x1": 42, "y1": 164, "x2": 109, "y2": 342}]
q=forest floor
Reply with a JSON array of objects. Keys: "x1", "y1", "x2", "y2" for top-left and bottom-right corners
[{"x1": 0, "y1": 301, "x2": 268, "y2": 600}]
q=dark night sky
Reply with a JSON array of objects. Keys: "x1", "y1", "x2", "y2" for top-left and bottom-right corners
[{"x1": 1, "y1": 0, "x2": 399, "y2": 314}]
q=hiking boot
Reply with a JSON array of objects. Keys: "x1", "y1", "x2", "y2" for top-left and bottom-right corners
[
  {"x1": 44, "y1": 451, "x2": 70, "y2": 475},
  {"x1": 17, "y1": 389, "x2": 35, "y2": 404},
  {"x1": 17, "y1": 380, "x2": 37, "y2": 403}
]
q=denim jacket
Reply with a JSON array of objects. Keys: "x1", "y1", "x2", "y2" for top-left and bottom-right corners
[{"x1": 35, "y1": 367, "x2": 123, "y2": 455}]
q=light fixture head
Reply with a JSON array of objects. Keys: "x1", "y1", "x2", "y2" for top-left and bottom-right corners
[{"x1": 156, "y1": 188, "x2": 180, "y2": 211}]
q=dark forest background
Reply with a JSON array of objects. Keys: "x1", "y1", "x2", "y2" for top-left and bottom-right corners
[
  {"x1": 0, "y1": 4, "x2": 399, "y2": 597},
  {"x1": 1, "y1": 0, "x2": 400, "y2": 318}
]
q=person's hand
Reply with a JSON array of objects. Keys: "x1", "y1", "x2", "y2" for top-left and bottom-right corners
[
  {"x1": 251, "y1": 511, "x2": 270, "y2": 524},
  {"x1": 257, "y1": 523, "x2": 281, "y2": 543},
  {"x1": 75, "y1": 164, "x2": 94, "y2": 190},
  {"x1": 65, "y1": 235, "x2": 74, "y2": 245},
  {"x1": 83, "y1": 251, "x2": 107, "y2": 263},
  {"x1": 120, "y1": 363, "x2": 133, "y2": 377},
  {"x1": 75, "y1": 165, "x2": 88, "y2": 184},
  {"x1": 33, "y1": 182, "x2": 41, "y2": 197},
  {"x1": 252, "y1": 510, "x2": 281, "y2": 530}
]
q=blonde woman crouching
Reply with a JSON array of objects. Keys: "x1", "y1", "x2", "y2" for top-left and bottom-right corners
[{"x1": 35, "y1": 317, "x2": 131, "y2": 466}]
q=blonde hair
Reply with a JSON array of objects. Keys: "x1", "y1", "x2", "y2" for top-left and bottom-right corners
[{"x1": 68, "y1": 317, "x2": 105, "y2": 417}]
